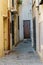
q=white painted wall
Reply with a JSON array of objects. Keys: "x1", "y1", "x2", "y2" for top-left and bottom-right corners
[{"x1": 19, "y1": 0, "x2": 33, "y2": 41}]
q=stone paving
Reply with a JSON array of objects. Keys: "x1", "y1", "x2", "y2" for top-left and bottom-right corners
[{"x1": 0, "y1": 40, "x2": 43, "y2": 65}]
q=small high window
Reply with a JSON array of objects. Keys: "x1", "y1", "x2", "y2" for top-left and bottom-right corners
[{"x1": 12, "y1": 0, "x2": 14, "y2": 7}]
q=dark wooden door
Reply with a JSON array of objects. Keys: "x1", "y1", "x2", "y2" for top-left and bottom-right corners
[
  {"x1": 11, "y1": 12, "x2": 14, "y2": 46},
  {"x1": 23, "y1": 20, "x2": 30, "y2": 39},
  {"x1": 33, "y1": 18, "x2": 36, "y2": 50},
  {"x1": 8, "y1": 11, "x2": 10, "y2": 50}
]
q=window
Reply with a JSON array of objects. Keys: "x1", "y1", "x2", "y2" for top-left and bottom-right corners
[
  {"x1": 18, "y1": 16, "x2": 19, "y2": 30},
  {"x1": 12, "y1": 0, "x2": 14, "y2": 7}
]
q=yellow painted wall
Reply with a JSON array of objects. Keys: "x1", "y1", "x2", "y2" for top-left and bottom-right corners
[
  {"x1": 32, "y1": 0, "x2": 43, "y2": 60},
  {"x1": 0, "y1": 15, "x2": 4, "y2": 57},
  {"x1": 32, "y1": 0, "x2": 40, "y2": 54},
  {"x1": 3, "y1": 18, "x2": 8, "y2": 50},
  {"x1": 0, "y1": 0, "x2": 4, "y2": 57},
  {"x1": 2, "y1": 0, "x2": 8, "y2": 16},
  {"x1": 0, "y1": 0, "x2": 8, "y2": 57},
  {"x1": 14, "y1": 0, "x2": 20, "y2": 46},
  {"x1": 0, "y1": 0, "x2": 20, "y2": 57},
  {"x1": 3, "y1": 0, "x2": 8, "y2": 51}
]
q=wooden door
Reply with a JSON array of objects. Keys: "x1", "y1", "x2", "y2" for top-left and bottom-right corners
[
  {"x1": 23, "y1": 20, "x2": 30, "y2": 39},
  {"x1": 11, "y1": 12, "x2": 14, "y2": 46},
  {"x1": 33, "y1": 18, "x2": 36, "y2": 50},
  {"x1": 8, "y1": 11, "x2": 10, "y2": 50}
]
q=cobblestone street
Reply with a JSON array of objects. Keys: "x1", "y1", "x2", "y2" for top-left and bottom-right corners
[{"x1": 0, "y1": 40, "x2": 43, "y2": 65}]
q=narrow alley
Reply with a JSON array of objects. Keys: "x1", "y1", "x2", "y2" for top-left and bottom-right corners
[
  {"x1": 0, "y1": 40, "x2": 43, "y2": 65},
  {"x1": 0, "y1": 0, "x2": 43, "y2": 65}
]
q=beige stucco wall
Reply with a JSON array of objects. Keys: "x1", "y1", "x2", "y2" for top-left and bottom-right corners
[
  {"x1": 0, "y1": 13, "x2": 4, "y2": 57},
  {"x1": 14, "y1": 14, "x2": 19, "y2": 45},
  {"x1": 3, "y1": 0, "x2": 8, "y2": 51},
  {"x1": 9, "y1": 0, "x2": 20, "y2": 49},
  {"x1": 3, "y1": 18, "x2": 8, "y2": 50},
  {"x1": 0, "y1": 0, "x2": 20, "y2": 57},
  {"x1": 2, "y1": 0, "x2": 8, "y2": 16},
  {"x1": 38, "y1": 5, "x2": 43, "y2": 59},
  {"x1": 32, "y1": 0, "x2": 43, "y2": 60}
]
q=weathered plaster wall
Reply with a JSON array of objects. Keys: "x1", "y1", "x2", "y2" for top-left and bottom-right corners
[
  {"x1": 19, "y1": 0, "x2": 33, "y2": 41},
  {"x1": 0, "y1": 0, "x2": 4, "y2": 57},
  {"x1": 0, "y1": 0, "x2": 8, "y2": 57},
  {"x1": 39, "y1": 5, "x2": 43, "y2": 58},
  {"x1": 32, "y1": 0, "x2": 43, "y2": 59},
  {"x1": 14, "y1": 14, "x2": 19, "y2": 45},
  {"x1": 3, "y1": 18, "x2": 8, "y2": 50},
  {"x1": 32, "y1": 0, "x2": 40, "y2": 54},
  {"x1": 3, "y1": 0, "x2": 8, "y2": 51}
]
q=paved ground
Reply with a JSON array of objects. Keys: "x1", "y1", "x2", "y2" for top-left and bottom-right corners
[{"x1": 0, "y1": 40, "x2": 43, "y2": 65}]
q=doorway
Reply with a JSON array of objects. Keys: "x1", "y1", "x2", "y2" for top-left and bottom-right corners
[
  {"x1": 33, "y1": 18, "x2": 36, "y2": 50},
  {"x1": 23, "y1": 20, "x2": 31, "y2": 39},
  {"x1": 11, "y1": 12, "x2": 14, "y2": 46}
]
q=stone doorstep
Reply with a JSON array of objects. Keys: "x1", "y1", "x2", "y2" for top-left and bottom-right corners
[
  {"x1": 4, "y1": 50, "x2": 16, "y2": 55},
  {"x1": 4, "y1": 50, "x2": 11, "y2": 55}
]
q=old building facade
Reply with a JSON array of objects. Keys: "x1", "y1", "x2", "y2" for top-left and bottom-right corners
[
  {"x1": 32, "y1": 0, "x2": 43, "y2": 59},
  {"x1": 0, "y1": 0, "x2": 8, "y2": 57},
  {"x1": 0, "y1": 0, "x2": 21, "y2": 57},
  {"x1": 19, "y1": 0, "x2": 33, "y2": 43}
]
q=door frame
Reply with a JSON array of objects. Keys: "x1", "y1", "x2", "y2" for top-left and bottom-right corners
[
  {"x1": 8, "y1": 11, "x2": 10, "y2": 50},
  {"x1": 11, "y1": 12, "x2": 14, "y2": 46},
  {"x1": 23, "y1": 20, "x2": 31, "y2": 39},
  {"x1": 33, "y1": 17, "x2": 36, "y2": 50}
]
